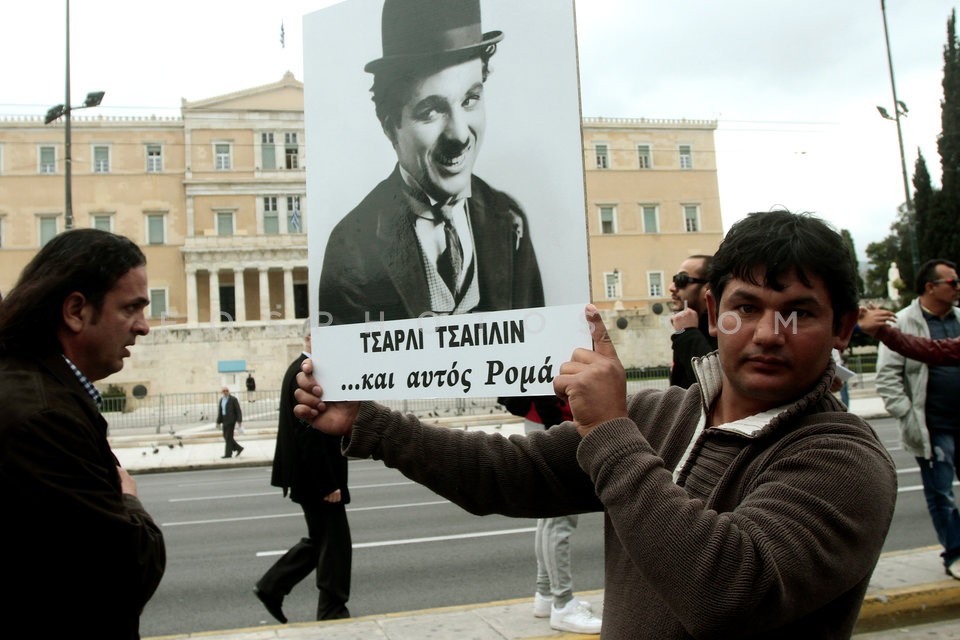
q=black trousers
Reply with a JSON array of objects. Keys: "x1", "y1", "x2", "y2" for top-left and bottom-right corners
[
  {"x1": 222, "y1": 422, "x2": 242, "y2": 457},
  {"x1": 257, "y1": 501, "x2": 352, "y2": 620}
]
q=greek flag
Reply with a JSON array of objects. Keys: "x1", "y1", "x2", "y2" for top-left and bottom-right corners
[
  {"x1": 280, "y1": 21, "x2": 285, "y2": 48},
  {"x1": 290, "y1": 205, "x2": 301, "y2": 232}
]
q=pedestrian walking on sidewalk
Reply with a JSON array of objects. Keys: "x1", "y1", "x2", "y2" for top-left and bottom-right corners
[
  {"x1": 294, "y1": 210, "x2": 897, "y2": 639},
  {"x1": 875, "y1": 259, "x2": 960, "y2": 579},
  {"x1": 0, "y1": 229, "x2": 166, "y2": 639},
  {"x1": 216, "y1": 387, "x2": 244, "y2": 458},
  {"x1": 255, "y1": 327, "x2": 352, "y2": 622}
]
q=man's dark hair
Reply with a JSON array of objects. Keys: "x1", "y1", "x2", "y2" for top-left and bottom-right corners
[
  {"x1": 688, "y1": 254, "x2": 713, "y2": 279},
  {"x1": 371, "y1": 45, "x2": 496, "y2": 142},
  {"x1": 915, "y1": 258, "x2": 957, "y2": 295},
  {"x1": 0, "y1": 228, "x2": 146, "y2": 356},
  {"x1": 708, "y1": 210, "x2": 858, "y2": 330}
]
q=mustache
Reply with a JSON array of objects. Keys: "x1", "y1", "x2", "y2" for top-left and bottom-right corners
[{"x1": 435, "y1": 137, "x2": 470, "y2": 158}]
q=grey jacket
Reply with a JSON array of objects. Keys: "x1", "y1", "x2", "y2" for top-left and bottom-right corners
[{"x1": 875, "y1": 297, "x2": 960, "y2": 458}]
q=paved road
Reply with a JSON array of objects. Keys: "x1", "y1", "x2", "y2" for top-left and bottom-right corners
[
  {"x1": 136, "y1": 460, "x2": 605, "y2": 636},
  {"x1": 135, "y1": 415, "x2": 941, "y2": 637}
]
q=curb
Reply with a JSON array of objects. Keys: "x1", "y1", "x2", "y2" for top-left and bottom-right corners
[{"x1": 856, "y1": 580, "x2": 960, "y2": 633}]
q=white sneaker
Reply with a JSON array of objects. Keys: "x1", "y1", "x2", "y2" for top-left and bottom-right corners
[
  {"x1": 550, "y1": 598, "x2": 602, "y2": 634},
  {"x1": 947, "y1": 559, "x2": 960, "y2": 580},
  {"x1": 533, "y1": 592, "x2": 552, "y2": 618}
]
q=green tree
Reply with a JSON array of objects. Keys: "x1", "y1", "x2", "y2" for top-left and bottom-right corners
[
  {"x1": 913, "y1": 149, "x2": 939, "y2": 258},
  {"x1": 939, "y1": 8, "x2": 960, "y2": 237}
]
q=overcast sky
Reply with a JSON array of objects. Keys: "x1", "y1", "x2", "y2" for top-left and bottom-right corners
[{"x1": 3, "y1": 0, "x2": 956, "y2": 260}]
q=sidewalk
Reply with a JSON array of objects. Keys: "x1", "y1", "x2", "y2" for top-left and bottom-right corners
[{"x1": 109, "y1": 395, "x2": 960, "y2": 639}]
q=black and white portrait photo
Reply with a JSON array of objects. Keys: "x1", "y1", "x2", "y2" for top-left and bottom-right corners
[{"x1": 305, "y1": 0, "x2": 589, "y2": 400}]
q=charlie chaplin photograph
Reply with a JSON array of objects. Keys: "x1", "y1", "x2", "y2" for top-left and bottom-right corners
[{"x1": 305, "y1": 0, "x2": 588, "y2": 327}]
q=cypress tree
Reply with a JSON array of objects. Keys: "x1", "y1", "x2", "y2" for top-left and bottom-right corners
[{"x1": 938, "y1": 9, "x2": 960, "y2": 257}]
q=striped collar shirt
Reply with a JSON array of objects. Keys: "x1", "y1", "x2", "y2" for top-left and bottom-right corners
[{"x1": 62, "y1": 355, "x2": 102, "y2": 409}]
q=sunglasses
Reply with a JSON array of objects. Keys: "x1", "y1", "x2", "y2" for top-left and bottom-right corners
[
  {"x1": 933, "y1": 279, "x2": 960, "y2": 288},
  {"x1": 672, "y1": 273, "x2": 708, "y2": 289}
]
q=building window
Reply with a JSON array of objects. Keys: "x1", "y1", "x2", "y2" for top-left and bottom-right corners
[
  {"x1": 648, "y1": 272, "x2": 664, "y2": 298},
  {"x1": 642, "y1": 205, "x2": 659, "y2": 233},
  {"x1": 595, "y1": 143, "x2": 609, "y2": 169},
  {"x1": 679, "y1": 144, "x2": 693, "y2": 170},
  {"x1": 605, "y1": 271, "x2": 621, "y2": 300},
  {"x1": 39, "y1": 216, "x2": 58, "y2": 246},
  {"x1": 146, "y1": 144, "x2": 162, "y2": 172},
  {"x1": 149, "y1": 289, "x2": 168, "y2": 320},
  {"x1": 92, "y1": 214, "x2": 113, "y2": 232},
  {"x1": 263, "y1": 196, "x2": 279, "y2": 234},
  {"x1": 284, "y1": 132, "x2": 299, "y2": 170},
  {"x1": 215, "y1": 143, "x2": 231, "y2": 171},
  {"x1": 683, "y1": 205, "x2": 701, "y2": 232},
  {"x1": 146, "y1": 213, "x2": 165, "y2": 245},
  {"x1": 39, "y1": 146, "x2": 56, "y2": 174},
  {"x1": 261, "y1": 132, "x2": 276, "y2": 170},
  {"x1": 216, "y1": 211, "x2": 234, "y2": 236},
  {"x1": 287, "y1": 196, "x2": 303, "y2": 233},
  {"x1": 599, "y1": 206, "x2": 616, "y2": 234},
  {"x1": 637, "y1": 144, "x2": 652, "y2": 169},
  {"x1": 93, "y1": 145, "x2": 110, "y2": 173}
]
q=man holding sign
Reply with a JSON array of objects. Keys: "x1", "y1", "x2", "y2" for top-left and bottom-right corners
[
  {"x1": 316, "y1": 0, "x2": 544, "y2": 325},
  {"x1": 295, "y1": 210, "x2": 896, "y2": 638}
]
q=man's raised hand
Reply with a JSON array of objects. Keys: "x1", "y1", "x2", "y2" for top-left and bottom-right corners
[{"x1": 553, "y1": 304, "x2": 628, "y2": 436}]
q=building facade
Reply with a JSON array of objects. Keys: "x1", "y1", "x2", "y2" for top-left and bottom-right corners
[{"x1": 0, "y1": 75, "x2": 723, "y2": 393}]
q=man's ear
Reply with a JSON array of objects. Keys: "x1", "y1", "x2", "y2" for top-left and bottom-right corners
[
  {"x1": 705, "y1": 289, "x2": 719, "y2": 337},
  {"x1": 833, "y1": 308, "x2": 859, "y2": 351},
  {"x1": 61, "y1": 292, "x2": 89, "y2": 334}
]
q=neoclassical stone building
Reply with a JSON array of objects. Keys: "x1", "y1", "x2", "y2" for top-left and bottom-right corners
[{"x1": 0, "y1": 73, "x2": 723, "y2": 394}]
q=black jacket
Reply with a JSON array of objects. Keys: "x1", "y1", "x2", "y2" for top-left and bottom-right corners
[
  {"x1": 0, "y1": 353, "x2": 166, "y2": 639},
  {"x1": 271, "y1": 353, "x2": 350, "y2": 506},
  {"x1": 669, "y1": 311, "x2": 718, "y2": 389},
  {"x1": 317, "y1": 167, "x2": 544, "y2": 324}
]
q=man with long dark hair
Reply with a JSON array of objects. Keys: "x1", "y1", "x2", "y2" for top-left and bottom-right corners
[{"x1": 0, "y1": 229, "x2": 166, "y2": 639}]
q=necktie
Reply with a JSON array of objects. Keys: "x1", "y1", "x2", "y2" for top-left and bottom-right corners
[{"x1": 434, "y1": 203, "x2": 463, "y2": 295}]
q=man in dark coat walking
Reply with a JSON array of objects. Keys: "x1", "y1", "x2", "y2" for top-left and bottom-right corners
[
  {"x1": 254, "y1": 328, "x2": 352, "y2": 622},
  {"x1": 216, "y1": 387, "x2": 244, "y2": 458}
]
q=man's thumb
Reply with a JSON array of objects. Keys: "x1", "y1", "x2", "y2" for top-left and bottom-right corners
[{"x1": 585, "y1": 304, "x2": 618, "y2": 358}]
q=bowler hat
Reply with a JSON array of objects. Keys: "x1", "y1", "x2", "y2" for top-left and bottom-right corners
[{"x1": 364, "y1": 0, "x2": 503, "y2": 74}]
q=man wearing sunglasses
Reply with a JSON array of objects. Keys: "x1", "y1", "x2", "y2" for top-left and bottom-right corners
[
  {"x1": 877, "y1": 258, "x2": 960, "y2": 579},
  {"x1": 668, "y1": 255, "x2": 718, "y2": 388}
]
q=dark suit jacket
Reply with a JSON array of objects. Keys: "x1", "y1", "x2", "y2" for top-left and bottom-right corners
[
  {"x1": 0, "y1": 353, "x2": 166, "y2": 638},
  {"x1": 317, "y1": 167, "x2": 544, "y2": 324},
  {"x1": 216, "y1": 394, "x2": 242, "y2": 429},
  {"x1": 270, "y1": 353, "x2": 349, "y2": 506}
]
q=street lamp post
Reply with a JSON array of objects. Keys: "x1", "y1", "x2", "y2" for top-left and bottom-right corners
[
  {"x1": 42, "y1": 0, "x2": 104, "y2": 231},
  {"x1": 879, "y1": 0, "x2": 920, "y2": 274}
]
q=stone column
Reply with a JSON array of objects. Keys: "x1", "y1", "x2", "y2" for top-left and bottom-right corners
[
  {"x1": 233, "y1": 268, "x2": 246, "y2": 322},
  {"x1": 259, "y1": 268, "x2": 270, "y2": 321},
  {"x1": 209, "y1": 270, "x2": 221, "y2": 325},
  {"x1": 283, "y1": 267, "x2": 295, "y2": 320},
  {"x1": 186, "y1": 268, "x2": 198, "y2": 325}
]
